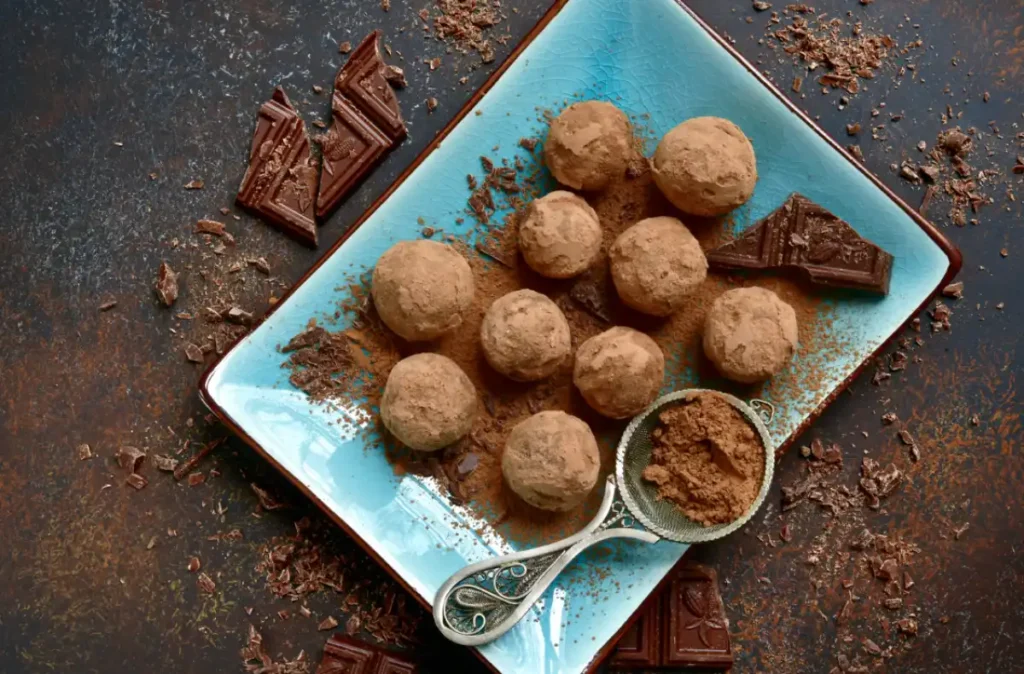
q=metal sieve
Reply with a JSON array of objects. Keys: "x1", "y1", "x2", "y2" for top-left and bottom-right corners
[{"x1": 434, "y1": 388, "x2": 776, "y2": 647}]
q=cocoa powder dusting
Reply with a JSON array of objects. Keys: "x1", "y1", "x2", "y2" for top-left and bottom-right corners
[
  {"x1": 282, "y1": 127, "x2": 836, "y2": 546},
  {"x1": 642, "y1": 393, "x2": 765, "y2": 526}
]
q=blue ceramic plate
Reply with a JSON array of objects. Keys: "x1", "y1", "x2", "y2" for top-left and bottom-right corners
[{"x1": 202, "y1": 1, "x2": 958, "y2": 672}]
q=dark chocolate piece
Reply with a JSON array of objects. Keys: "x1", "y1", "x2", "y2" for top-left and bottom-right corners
[
  {"x1": 610, "y1": 562, "x2": 732, "y2": 671},
  {"x1": 236, "y1": 86, "x2": 319, "y2": 247},
  {"x1": 316, "y1": 634, "x2": 416, "y2": 674},
  {"x1": 665, "y1": 565, "x2": 732, "y2": 668},
  {"x1": 706, "y1": 193, "x2": 893, "y2": 295},
  {"x1": 316, "y1": 31, "x2": 406, "y2": 219}
]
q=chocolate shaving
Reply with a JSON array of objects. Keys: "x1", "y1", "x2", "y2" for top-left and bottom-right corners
[
  {"x1": 252, "y1": 483, "x2": 287, "y2": 511},
  {"x1": 173, "y1": 438, "x2": 224, "y2": 481}
]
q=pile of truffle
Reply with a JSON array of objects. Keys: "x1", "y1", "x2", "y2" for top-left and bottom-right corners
[{"x1": 371, "y1": 101, "x2": 797, "y2": 519}]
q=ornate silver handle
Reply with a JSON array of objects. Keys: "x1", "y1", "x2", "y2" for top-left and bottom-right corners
[{"x1": 433, "y1": 476, "x2": 660, "y2": 646}]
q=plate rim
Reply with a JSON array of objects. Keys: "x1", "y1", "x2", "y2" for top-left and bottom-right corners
[{"x1": 199, "y1": 0, "x2": 962, "y2": 671}]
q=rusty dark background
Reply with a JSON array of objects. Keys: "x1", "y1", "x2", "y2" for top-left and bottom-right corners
[{"x1": 0, "y1": 1, "x2": 1021, "y2": 672}]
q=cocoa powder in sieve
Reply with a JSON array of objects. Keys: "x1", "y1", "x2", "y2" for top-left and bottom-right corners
[{"x1": 642, "y1": 392, "x2": 765, "y2": 526}]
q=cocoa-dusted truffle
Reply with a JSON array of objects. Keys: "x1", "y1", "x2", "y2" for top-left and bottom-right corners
[
  {"x1": 574, "y1": 327, "x2": 665, "y2": 419},
  {"x1": 544, "y1": 101, "x2": 632, "y2": 191},
  {"x1": 609, "y1": 217, "x2": 708, "y2": 316},
  {"x1": 703, "y1": 287, "x2": 798, "y2": 384},
  {"x1": 371, "y1": 240, "x2": 474, "y2": 341},
  {"x1": 652, "y1": 117, "x2": 757, "y2": 217},
  {"x1": 380, "y1": 353, "x2": 477, "y2": 452},
  {"x1": 480, "y1": 289, "x2": 571, "y2": 382},
  {"x1": 518, "y1": 191, "x2": 602, "y2": 279},
  {"x1": 502, "y1": 411, "x2": 600, "y2": 512}
]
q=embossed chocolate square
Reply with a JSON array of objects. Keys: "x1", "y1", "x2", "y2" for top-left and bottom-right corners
[
  {"x1": 236, "y1": 86, "x2": 319, "y2": 247},
  {"x1": 609, "y1": 562, "x2": 732, "y2": 671},
  {"x1": 706, "y1": 193, "x2": 893, "y2": 295},
  {"x1": 316, "y1": 634, "x2": 416, "y2": 674},
  {"x1": 316, "y1": 30, "x2": 407, "y2": 220}
]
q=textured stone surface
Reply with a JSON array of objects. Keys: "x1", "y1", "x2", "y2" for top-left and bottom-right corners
[{"x1": 0, "y1": 1, "x2": 1021, "y2": 673}]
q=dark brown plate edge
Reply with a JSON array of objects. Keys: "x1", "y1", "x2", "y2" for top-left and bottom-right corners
[{"x1": 198, "y1": 1, "x2": 963, "y2": 673}]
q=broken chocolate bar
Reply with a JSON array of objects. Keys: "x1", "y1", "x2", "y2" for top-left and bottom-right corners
[
  {"x1": 316, "y1": 634, "x2": 416, "y2": 674},
  {"x1": 237, "y1": 86, "x2": 320, "y2": 247},
  {"x1": 706, "y1": 193, "x2": 893, "y2": 295},
  {"x1": 610, "y1": 563, "x2": 733, "y2": 671},
  {"x1": 316, "y1": 31, "x2": 407, "y2": 219}
]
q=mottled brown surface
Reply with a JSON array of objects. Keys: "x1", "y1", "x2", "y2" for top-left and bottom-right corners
[{"x1": 0, "y1": 1, "x2": 1021, "y2": 673}]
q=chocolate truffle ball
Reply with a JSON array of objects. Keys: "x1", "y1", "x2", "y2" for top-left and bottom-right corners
[
  {"x1": 371, "y1": 240, "x2": 474, "y2": 341},
  {"x1": 502, "y1": 411, "x2": 600, "y2": 512},
  {"x1": 518, "y1": 191, "x2": 603, "y2": 279},
  {"x1": 480, "y1": 290, "x2": 571, "y2": 382},
  {"x1": 545, "y1": 101, "x2": 632, "y2": 191},
  {"x1": 574, "y1": 327, "x2": 665, "y2": 419},
  {"x1": 703, "y1": 287, "x2": 798, "y2": 384},
  {"x1": 609, "y1": 217, "x2": 708, "y2": 317},
  {"x1": 652, "y1": 117, "x2": 757, "y2": 217},
  {"x1": 380, "y1": 353, "x2": 477, "y2": 452}
]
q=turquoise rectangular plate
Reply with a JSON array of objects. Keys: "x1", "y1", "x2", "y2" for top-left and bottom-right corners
[{"x1": 201, "y1": 1, "x2": 959, "y2": 672}]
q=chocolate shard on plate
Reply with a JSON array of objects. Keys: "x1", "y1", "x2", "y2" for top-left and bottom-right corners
[
  {"x1": 706, "y1": 193, "x2": 893, "y2": 295},
  {"x1": 236, "y1": 86, "x2": 319, "y2": 247},
  {"x1": 316, "y1": 31, "x2": 407, "y2": 219},
  {"x1": 610, "y1": 562, "x2": 732, "y2": 671},
  {"x1": 316, "y1": 634, "x2": 416, "y2": 674}
]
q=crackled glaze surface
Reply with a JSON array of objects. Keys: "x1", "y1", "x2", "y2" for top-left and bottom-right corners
[{"x1": 207, "y1": 0, "x2": 950, "y2": 672}]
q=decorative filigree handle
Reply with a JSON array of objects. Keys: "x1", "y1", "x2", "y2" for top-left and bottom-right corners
[{"x1": 433, "y1": 476, "x2": 660, "y2": 646}]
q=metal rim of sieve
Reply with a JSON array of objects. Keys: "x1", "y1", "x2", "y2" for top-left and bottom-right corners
[{"x1": 614, "y1": 388, "x2": 776, "y2": 544}]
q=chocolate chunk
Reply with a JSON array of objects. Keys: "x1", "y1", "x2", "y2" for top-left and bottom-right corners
[
  {"x1": 316, "y1": 31, "x2": 407, "y2": 219},
  {"x1": 316, "y1": 634, "x2": 416, "y2": 674},
  {"x1": 610, "y1": 562, "x2": 732, "y2": 670},
  {"x1": 706, "y1": 193, "x2": 894, "y2": 295},
  {"x1": 154, "y1": 262, "x2": 179, "y2": 306},
  {"x1": 195, "y1": 219, "x2": 228, "y2": 237},
  {"x1": 116, "y1": 446, "x2": 146, "y2": 472},
  {"x1": 569, "y1": 270, "x2": 614, "y2": 324},
  {"x1": 125, "y1": 473, "x2": 148, "y2": 490},
  {"x1": 236, "y1": 86, "x2": 320, "y2": 247},
  {"x1": 184, "y1": 343, "x2": 204, "y2": 363}
]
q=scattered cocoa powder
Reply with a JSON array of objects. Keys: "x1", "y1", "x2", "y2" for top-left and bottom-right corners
[{"x1": 642, "y1": 393, "x2": 765, "y2": 526}]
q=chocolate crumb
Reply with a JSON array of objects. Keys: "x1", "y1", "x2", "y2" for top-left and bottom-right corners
[
  {"x1": 77, "y1": 443, "x2": 93, "y2": 460},
  {"x1": 195, "y1": 219, "x2": 228, "y2": 237},
  {"x1": 188, "y1": 556, "x2": 201, "y2": 572},
  {"x1": 125, "y1": 473, "x2": 148, "y2": 491},
  {"x1": 942, "y1": 281, "x2": 964, "y2": 299},
  {"x1": 226, "y1": 307, "x2": 254, "y2": 326},
  {"x1": 99, "y1": 299, "x2": 118, "y2": 312},
  {"x1": 185, "y1": 343, "x2": 204, "y2": 363},
  {"x1": 384, "y1": 65, "x2": 407, "y2": 88},
  {"x1": 154, "y1": 262, "x2": 179, "y2": 307},
  {"x1": 252, "y1": 483, "x2": 286, "y2": 511},
  {"x1": 426, "y1": 97, "x2": 438, "y2": 113},
  {"x1": 338, "y1": 41, "x2": 352, "y2": 54},
  {"x1": 249, "y1": 257, "x2": 271, "y2": 275},
  {"x1": 318, "y1": 616, "x2": 339, "y2": 631},
  {"x1": 184, "y1": 179, "x2": 204, "y2": 190},
  {"x1": 154, "y1": 455, "x2": 179, "y2": 472},
  {"x1": 197, "y1": 572, "x2": 216, "y2": 594}
]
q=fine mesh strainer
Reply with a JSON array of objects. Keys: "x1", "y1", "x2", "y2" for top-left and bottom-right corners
[{"x1": 434, "y1": 388, "x2": 776, "y2": 647}]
